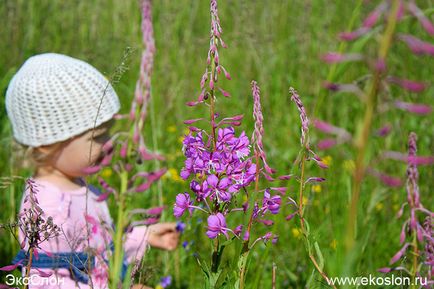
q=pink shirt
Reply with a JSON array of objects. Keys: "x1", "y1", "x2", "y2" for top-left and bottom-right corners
[{"x1": 18, "y1": 178, "x2": 149, "y2": 288}]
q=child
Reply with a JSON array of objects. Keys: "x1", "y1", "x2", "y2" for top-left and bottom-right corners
[{"x1": 5, "y1": 53, "x2": 179, "y2": 288}]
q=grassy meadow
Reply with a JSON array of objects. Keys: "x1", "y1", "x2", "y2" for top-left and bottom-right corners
[{"x1": 0, "y1": 0, "x2": 433, "y2": 288}]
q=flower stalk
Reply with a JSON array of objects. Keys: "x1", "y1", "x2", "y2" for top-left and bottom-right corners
[{"x1": 346, "y1": 0, "x2": 400, "y2": 253}]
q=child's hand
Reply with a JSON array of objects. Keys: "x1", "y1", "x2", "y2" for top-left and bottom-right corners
[{"x1": 147, "y1": 222, "x2": 180, "y2": 251}]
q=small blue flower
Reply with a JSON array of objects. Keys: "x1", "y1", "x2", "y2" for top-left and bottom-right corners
[
  {"x1": 176, "y1": 221, "x2": 186, "y2": 233},
  {"x1": 160, "y1": 275, "x2": 172, "y2": 288}
]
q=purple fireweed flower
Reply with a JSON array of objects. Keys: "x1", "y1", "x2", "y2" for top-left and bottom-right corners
[
  {"x1": 390, "y1": 243, "x2": 411, "y2": 265},
  {"x1": 376, "y1": 124, "x2": 392, "y2": 137},
  {"x1": 387, "y1": 77, "x2": 427, "y2": 93},
  {"x1": 313, "y1": 119, "x2": 352, "y2": 141},
  {"x1": 174, "y1": 193, "x2": 193, "y2": 218},
  {"x1": 206, "y1": 213, "x2": 229, "y2": 239},
  {"x1": 251, "y1": 80, "x2": 275, "y2": 176},
  {"x1": 289, "y1": 87, "x2": 309, "y2": 148},
  {"x1": 382, "y1": 133, "x2": 434, "y2": 278},
  {"x1": 395, "y1": 101, "x2": 432, "y2": 115},
  {"x1": 407, "y1": 133, "x2": 420, "y2": 209},
  {"x1": 367, "y1": 168, "x2": 403, "y2": 188},
  {"x1": 205, "y1": 174, "x2": 232, "y2": 202},
  {"x1": 322, "y1": 81, "x2": 365, "y2": 99},
  {"x1": 262, "y1": 189, "x2": 281, "y2": 215},
  {"x1": 339, "y1": 27, "x2": 370, "y2": 41},
  {"x1": 423, "y1": 216, "x2": 433, "y2": 280},
  {"x1": 188, "y1": 0, "x2": 230, "y2": 106},
  {"x1": 379, "y1": 173, "x2": 403, "y2": 188},
  {"x1": 180, "y1": 126, "x2": 257, "y2": 204},
  {"x1": 362, "y1": 2, "x2": 387, "y2": 28},
  {"x1": 317, "y1": 138, "x2": 337, "y2": 150},
  {"x1": 398, "y1": 34, "x2": 434, "y2": 56},
  {"x1": 378, "y1": 267, "x2": 392, "y2": 273},
  {"x1": 408, "y1": 2, "x2": 434, "y2": 36},
  {"x1": 234, "y1": 225, "x2": 243, "y2": 236},
  {"x1": 382, "y1": 151, "x2": 434, "y2": 166},
  {"x1": 320, "y1": 52, "x2": 363, "y2": 63}
]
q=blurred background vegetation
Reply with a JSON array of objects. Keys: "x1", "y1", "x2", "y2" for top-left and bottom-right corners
[{"x1": 0, "y1": 0, "x2": 432, "y2": 288}]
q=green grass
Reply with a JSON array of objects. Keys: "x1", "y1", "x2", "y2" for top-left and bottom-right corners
[{"x1": 1, "y1": 0, "x2": 433, "y2": 288}]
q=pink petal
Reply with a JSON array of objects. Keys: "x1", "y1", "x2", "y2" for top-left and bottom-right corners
[
  {"x1": 184, "y1": 118, "x2": 204, "y2": 124},
  {"x1": 285, "y1": 212, "x2": 297, "y2": 221},
  {"x1": 379, "y1": 174, "x2": 403, "y2": 188},
  {"x1": 0, "y1": 260, "x2": 23, "y2": 271},
  {"x1": 147, "y1": 206, "x2": 165, "y2": 215},
  {"x1": 257, "y1": 219, "x2": 274, "y2": 226},
  {"x1": 339, "y1": 27, "x2": 370, "y2": 41},
  {"x1": 390, "y1": 243, "x2": 409, "y2": 264},
  {"x1": 388, "y1": 77, "x2": 427, "y2": 93},
  {"x1": 408, "y1": 2, "x2": 434, "y2": 36},
  {"x1": 321, "y1": 52, "x2": 363, "y2": 63},
  {"x1": 398, "y1": 34, "x2": 434, "y2": 56},
  {"x1": 395, "y1": 101, "x2": 432, "y2": 115},
  {"x1": 378, "y1": 267, "x2": 392, "y2": 273},
  {"x1": 408, "y1": 156, "x2": 434, "y2": 166},
  {"x1": 376, "y1": 124, "x2": 392, "y2": 137},
  {"x1": 305, "y1": 177, "x2": 326, "y2": 184},
  {"x1": 278, "y1": 174, "x2": 292, "y2": 180},
  {"x1": 318, "y1": 138, "x2": 337, "y2": 150},
  {"x1": 96, "y1": 192, "x2": 111, "y2": 202}
]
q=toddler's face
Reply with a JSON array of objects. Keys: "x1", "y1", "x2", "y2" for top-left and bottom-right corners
[{"x1": 48, "y1": 120, "x2": 113, "y2": 177}]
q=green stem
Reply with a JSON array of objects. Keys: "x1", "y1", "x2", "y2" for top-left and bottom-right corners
[
  {"x1": 345, "y1": 0, "x2": 400, "y2": 253},
  {"x1": 24, "y1": 247, "x2": 34, "y2": 289},
  {"x1": 298, "y1": 149, "x2": 336, "y2": 289},
  {"x1": 110, "y1": 170, "x2": 128, "y2": 288},
  {"x1": 211, "y1": 238, "x2": 219, "y2": 272}
]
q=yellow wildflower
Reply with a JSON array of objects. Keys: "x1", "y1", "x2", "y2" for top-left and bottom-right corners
[
  {"x1": 322, "y1": 155, "x2": 332, "y2": 167},
  {"x1": 167, "y1": 125, "x2": 177, "y2": 133},
  {"x1": 178, "y1": 136, "x2": 185, "y2": 144},
  {"x1": 343, "y1": 159, "x2": 355, "y2": 173},
  {"x1": 302, "y1": 196, "x2": 308, "y2": 206},
  {"x1": 101, "y1": 167, "x2": 113, "y2": 178},
  {"x1": 330, "y1": 239, "x2": 337, "y2": 250},
  {"x1": 375, "y1": 202, "x2": 384, "y2": 211},
  {"x1": 312, "y1": 184, "x2": 322, "y2": 193},
  {"x1": 292, "y1": 228, "x2": 301, "y2": 238},
  {"x1": 155, "y1": 285, "x2": 164, "y2": 289}
]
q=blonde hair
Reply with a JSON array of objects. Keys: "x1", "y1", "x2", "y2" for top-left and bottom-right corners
[{"x1": 13, "y1": 139, "x2": 67, "y2": 171}]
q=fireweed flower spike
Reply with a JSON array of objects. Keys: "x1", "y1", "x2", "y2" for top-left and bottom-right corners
[
  {"x1": 318, "y1": 2, "x2": 433, "y2": 262},
  {"x1": 251, "y1": 80, "x2": 275, "y2": 179},
  {"x1": 104, "y1": 1, "x2": 166, "y2": 286},
  {"x1": 288, "y1": 87, "x2": 336, "y2": 288},
  {"x1": 176, "y1": 2, "x2": 294, "y2": 288},
  {"x1": 380, "y1": 132, "x2": 434, "y2": 284}
]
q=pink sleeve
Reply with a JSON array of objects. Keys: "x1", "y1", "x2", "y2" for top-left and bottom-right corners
[{"x1": 123, "y1": 225, "x2": 150, "y2": 263}]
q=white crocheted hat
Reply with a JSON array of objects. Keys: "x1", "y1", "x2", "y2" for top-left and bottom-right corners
[{"x1": 6, "y1": 53, "x2": 120, "y2": 147}]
